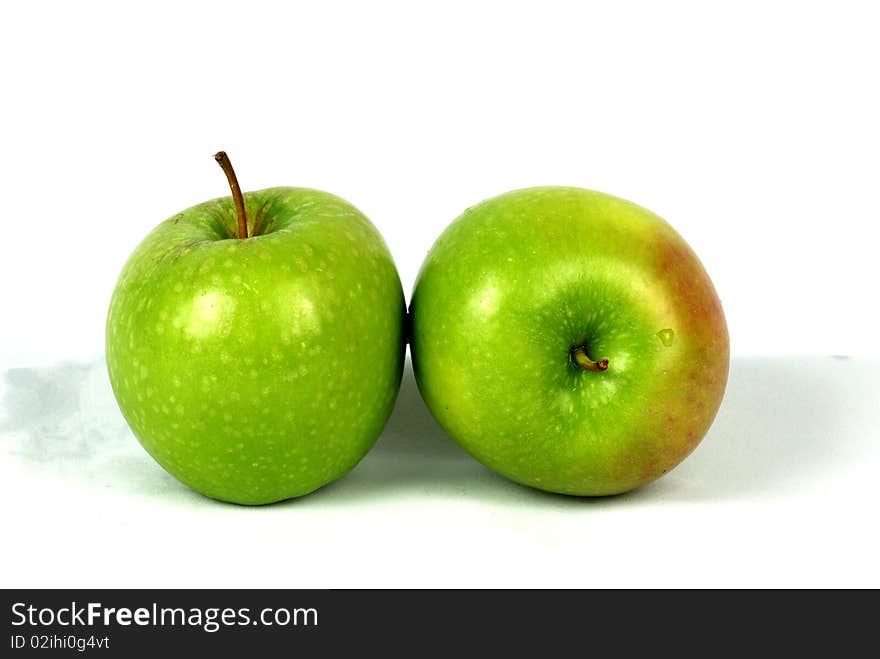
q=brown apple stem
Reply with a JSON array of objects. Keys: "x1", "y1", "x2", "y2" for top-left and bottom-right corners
[
  {"x1": 214, "y1": 151, "x2": 248, "y2": 239},
  {"x1": 572, "y1": 346, "x2": 609, "y2": 372}
]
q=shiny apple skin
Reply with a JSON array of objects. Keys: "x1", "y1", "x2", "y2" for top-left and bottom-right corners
[
  {"x1": 410, "y1": 187, "x2": 729, "y2": 495},
  {"x1": 106, "y1": 188, "x2": 405, "y2": 504}
]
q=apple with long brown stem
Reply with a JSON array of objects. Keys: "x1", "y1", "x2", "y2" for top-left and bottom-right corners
[{"x1": 106, "y1": 153, "x2": 405, "y2": 504}]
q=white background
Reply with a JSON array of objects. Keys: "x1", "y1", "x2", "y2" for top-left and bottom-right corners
[{"x1": 1, "y1": 1, "x2": 878, "y2": 588}]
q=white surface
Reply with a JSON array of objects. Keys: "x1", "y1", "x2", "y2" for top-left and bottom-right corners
[
  {"x1": 2, "y1": 2, "x2": 880, "y2": 587},
  {"x1": 0, "y1": 356, "x2": 878, "y2": 588}
]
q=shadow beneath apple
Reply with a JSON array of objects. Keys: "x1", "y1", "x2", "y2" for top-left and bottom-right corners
[
  {"x1": 0, "y1": 356, "x2": 871, "y2": 507},
  {"x1": 315, "y1": 356, "x2": 519, "y2": 504},
  {"x1": 642, "y1": 355, "x2": 873, "y2": 503},
  {"x1": 326, "y1": 355, "x2": 873, "y2": 506}
]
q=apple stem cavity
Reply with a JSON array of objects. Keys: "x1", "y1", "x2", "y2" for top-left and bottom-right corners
[
  {"x1": 214, "y1": 151, "x2": 249, "y2": 239},
  {"x1": 571, "y1": 346, "x2": 609, "y2": 373}
]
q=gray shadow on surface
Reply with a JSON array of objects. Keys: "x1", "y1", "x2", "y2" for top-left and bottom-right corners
[
  {"x1": 1, "y1": 356, "x2": 872, "y2": 506},
  {"x1": 327, "y1": 355, "x2": 875, "y2": 505},
  {"x1": 316, "y1": 357, "x2": 510, "y2": 504},
  {"x1": 0, "y1": 359, "x2": 191, "y2": 501},
  {"x1": 647, "y1": 356, "x2": 876, "y2": 502},
  {"x1": 1, "y1": 363, "x2": 91, "y2": 435}
]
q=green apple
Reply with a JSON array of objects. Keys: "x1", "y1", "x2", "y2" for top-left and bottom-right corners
[
  {"x1": 410, "y1": 187, "x2": 729, "y2": 496},
  {"x1": 106, "y1": 153, "x2": 405, "y2": 504}
]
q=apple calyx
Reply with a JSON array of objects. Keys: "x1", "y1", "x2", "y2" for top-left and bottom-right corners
[
  {"x1": 214, "y1": 151, "x2": 249, "y2": 239},
  {"x1": 571, "y1": 346, "x2": 609, "y2": 372}
]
